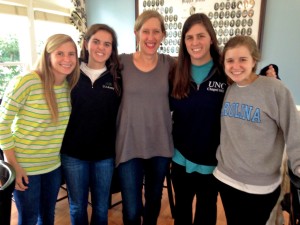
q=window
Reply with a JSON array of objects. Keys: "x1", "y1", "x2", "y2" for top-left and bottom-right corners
[
  {"x1": 0, "y1": 0, "x2": 80, "y2": 98},
  {"x1": 35, "y1": 20, "x2": 80, "y2": 56},
  {"x1": 0, "y1": 14, "x2": 28, "y2": 97}
]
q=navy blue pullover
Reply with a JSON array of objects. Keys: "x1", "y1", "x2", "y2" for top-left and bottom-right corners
[
  {"x1": 60, "y1": 70, "x2": 121, "y2": 161},
  {"x1": 170, "y1": 65, "x2": 227, "y2": 166}
]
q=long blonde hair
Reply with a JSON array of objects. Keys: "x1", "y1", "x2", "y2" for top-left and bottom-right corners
[{"x1": 35, "y1": 34, "x2": 80, "y2": 122}]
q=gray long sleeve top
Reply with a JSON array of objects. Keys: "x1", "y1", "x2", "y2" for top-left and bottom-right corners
[{"x1": 216, "y1": 76, "x2": 300, "y2": 186}]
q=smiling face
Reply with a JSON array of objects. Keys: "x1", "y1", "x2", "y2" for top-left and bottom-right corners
[
  {"x1": 224, "y1": 45, "x2": 257, "y2": 86},
  {"x1": 136, "y1": 17, "x2": 165, "y2": 56},
  {"x1": 50, "y1": 41, "x2": 77, "y2": 84},
  {"x1": 184, "y1": 23, "x2": 212, "y2": 65},
  {"x1": 85, "y1": 30, "x2": 113, "y2": 69}
]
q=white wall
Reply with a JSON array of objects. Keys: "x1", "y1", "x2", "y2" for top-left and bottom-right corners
[
  {"x1": 86, "y1": 0, "x2": 136, "y2": 54},
  {"x1": 259, "y1": 0, "x2": 300, "y2": 106},
  {"x1": 86, "y1": 0, "x2": 300, "y2": 105}
]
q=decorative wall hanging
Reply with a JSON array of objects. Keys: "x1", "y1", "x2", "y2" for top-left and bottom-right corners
[{"x1": 136, "y1": 0, "x2": 266, "y2": 56}]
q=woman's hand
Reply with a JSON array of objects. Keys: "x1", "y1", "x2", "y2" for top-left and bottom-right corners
[
  {"x1": 14, "y1": 165, "x2": 29, "y2": 191},
  {"x1": 265, "y1": 65, "x2": 277, "y2": 78},
  {"x1": 3, "y1": 148, "x2": 29, "y2": 191}
]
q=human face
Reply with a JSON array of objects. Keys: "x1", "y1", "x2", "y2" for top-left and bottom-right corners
[
  {"x1": 184, "y1": 23, "x2": 212, "y2": 65},
  {"x1": 85, "y1": 30, "x2": 113, "y2": 69},
  {"x1": 224, "y1": 45, "x2": 257, "y2": 86},
  {"x1": 136, "y1": 17, "x2": 165, "y2": 56},
  {"x1": 50, "y1": 41, "x2": 77, "y2": 85}
]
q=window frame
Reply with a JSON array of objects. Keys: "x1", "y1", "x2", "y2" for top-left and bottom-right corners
[{"x1": 0, "y1": 0, "x2": 79, "y2": 98}]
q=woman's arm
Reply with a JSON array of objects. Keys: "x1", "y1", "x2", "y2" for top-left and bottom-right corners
[{"x1": 4, "y1": 148, "x2": 28, "y2": 191}]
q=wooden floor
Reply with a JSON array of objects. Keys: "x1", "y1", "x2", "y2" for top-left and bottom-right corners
[{"x1": 9, "y1": 183, "x2": 289, "y2": 225}]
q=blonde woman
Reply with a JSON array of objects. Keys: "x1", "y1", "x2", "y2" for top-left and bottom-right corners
[
  {"x1": 0, "y1": 34, "x2": 80, "y2": 225},
  {"x1": 116, "y1": 10, "x2": 175, "y2": 225}
]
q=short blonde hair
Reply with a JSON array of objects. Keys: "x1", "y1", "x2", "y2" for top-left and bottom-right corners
[
  {"x1": 134, "y1": 10, "x2": 166, "y2": 34},
  {"x1": 222, "y1": 35, "x2": 261, "y2": 73}
]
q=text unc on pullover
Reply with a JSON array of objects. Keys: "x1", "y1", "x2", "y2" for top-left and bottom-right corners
[{"x1": 170, "y1": 65, "x2": 228, "y2": 166}]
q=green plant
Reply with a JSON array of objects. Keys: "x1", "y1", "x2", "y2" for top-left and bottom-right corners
[
  {"x1": 0, "y1": 34, "x2": 21, "y2": 98},
  {"x1": 0, "y1": 65, "x2": 22, "y2": 98},
  {"x1": 0, "y1": 34, "x2": 20, "y2": 62}
]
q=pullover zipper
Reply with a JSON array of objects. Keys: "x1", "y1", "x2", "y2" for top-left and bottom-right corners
[{"x1": 81, "y1": 70, "x2": 109, "y2": 89}]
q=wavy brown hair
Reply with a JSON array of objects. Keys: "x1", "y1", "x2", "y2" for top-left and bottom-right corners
[{"x1": 80, "y1": 24, "x2": 122, "y2": 95}]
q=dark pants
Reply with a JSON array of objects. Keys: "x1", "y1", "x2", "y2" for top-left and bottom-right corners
[
  {"x1": 171, "y1": 162, "x2": 218, "y2": 225},
  {"x1": 118, "y1": 157, "x2": 170, "y2": 225},
  {"x1": 217, "y1": 179, "x2": 281, "y2": 225}
]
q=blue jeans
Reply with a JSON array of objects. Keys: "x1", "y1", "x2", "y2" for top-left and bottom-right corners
[
  {"x1": 61, "y1": 154, "x2": 114, "y2": 225},
  {"x1": 118, "y1": 157, "x2": 170, "y2": 225},
  {"x1": 13, "y1": 167, "x2": 61, "y2": 225}
]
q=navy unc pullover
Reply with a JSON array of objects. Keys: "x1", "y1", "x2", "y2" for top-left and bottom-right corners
[
  {"x1": 61, "y1": 70, "x2": 121, "y2": 161},
  {"x1": 170, "y1": 65, "x2": 227, "y2": 166}
]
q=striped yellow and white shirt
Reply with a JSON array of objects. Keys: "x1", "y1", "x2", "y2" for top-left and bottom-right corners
[{"x1": 0, "y1": 72, "x2": 71, "y2": 175}]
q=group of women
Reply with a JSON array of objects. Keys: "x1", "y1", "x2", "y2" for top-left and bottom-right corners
[{"x1": 0, "y1": 9, "x2": 299, "y2": 225}]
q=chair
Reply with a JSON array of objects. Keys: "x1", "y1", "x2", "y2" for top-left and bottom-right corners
[
  {"x1": 107, "y1": 167, "x2": 173, "y2": 212},
  {"x1": 109, "y1": 168, "x2": 122, "y2": 208},
  {"x1": 165, "y1": 164, "x2": 175, "y2": 218},
  {"x1": 58, "y1": 169, "x2": 122, "y2": 208},
  {"x1": 0, "y1": 150, "x2": 4, "y2": 160},
  {"x1": 288, "y1": 164, "x2": 300, "y2": 225},
  {"x1": 0, "y1": 160, "x2": 16, "y2": 225},
  {"x1": 56, "y1": 174, "x2": 68, "y2": 202}
]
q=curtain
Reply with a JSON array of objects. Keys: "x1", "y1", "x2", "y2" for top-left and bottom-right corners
[{"x1": 70, "y1": 0, "x2": 87, "y2": 44}]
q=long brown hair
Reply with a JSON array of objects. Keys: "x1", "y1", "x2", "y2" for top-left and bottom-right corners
[
  {"x1": 36, "y1": 34, "x2": 80, "y2": 122},
  {"x1": 80, "y1": 24, "x2": 122, "y2": 95},
  {"x1": 171, "y1": 13, "x2": 221, "y2": 99}
]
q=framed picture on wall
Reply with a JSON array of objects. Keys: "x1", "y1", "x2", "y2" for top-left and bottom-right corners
[{"x1": 135, "y1": 0, "x2": 267, "y2": 56}]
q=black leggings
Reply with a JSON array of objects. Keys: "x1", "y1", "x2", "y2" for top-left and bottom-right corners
[
  {"x1": 217, "y1": 179, "x2": 281, "y2": 225},
  {"x1": 171, "y1": 162, "x2": 218, "y2": 225}
]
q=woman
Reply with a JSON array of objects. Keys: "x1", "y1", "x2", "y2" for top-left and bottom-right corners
[
  {"x1": 60, "y1": 24, "x2": 122, "y2": 225},
  {"x1": 116, "y1": 10, "x2": 175, "y2": 225},
  {"x1": 0, "y1": 34, "x2": 80, "y2": 225},
  {"x1": 259, "y1": 64, "x2": 280, "y2": 79},
  {"x1": 169, "y1": 13, "x2": 227, "y2": 225},
  {"x1": 214, "y1": 35, "x2": 300, "y2": 225}
]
